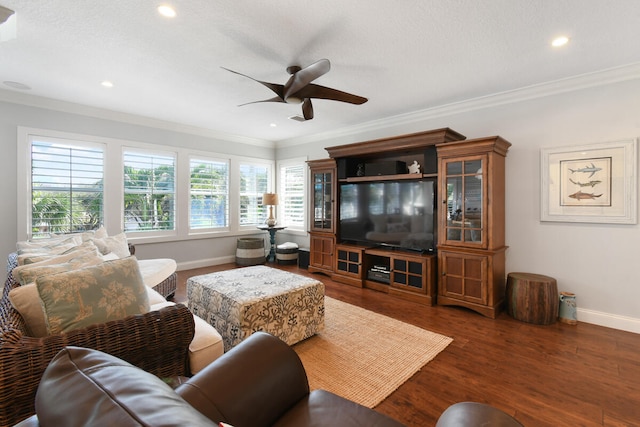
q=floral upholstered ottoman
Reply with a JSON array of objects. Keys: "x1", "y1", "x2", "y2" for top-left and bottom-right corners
[{"x1": 187, "y1": 266, "x2": 324, "y2": 351}]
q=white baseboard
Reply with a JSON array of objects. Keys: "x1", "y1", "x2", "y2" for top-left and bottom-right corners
[
  {"x1": 176, "y1": 256, "x2": 236, "y2": 271},
  {"x1": 576, "y1": 308, "x2": 640, "y2": 335}
]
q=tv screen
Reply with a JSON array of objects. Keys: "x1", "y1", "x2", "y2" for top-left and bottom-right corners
[{"x1": 339, "y1": 179, "x2": 436, "y2": 252}]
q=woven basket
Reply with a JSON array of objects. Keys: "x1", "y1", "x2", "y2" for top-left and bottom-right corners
[{"x1": 236, "y1": 238, "x2": 265, "y2": 266}]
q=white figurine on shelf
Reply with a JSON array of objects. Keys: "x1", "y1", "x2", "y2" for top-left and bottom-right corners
[{"x1": 408, "y1": 160, "x2": 421, "y2": 174}]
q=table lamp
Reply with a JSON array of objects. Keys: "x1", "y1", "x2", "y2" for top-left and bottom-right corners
[{"x1": 262, "y1": 193, "x2": 279, "y2": 227}]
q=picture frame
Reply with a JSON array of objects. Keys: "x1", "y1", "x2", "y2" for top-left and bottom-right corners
[{"x1": 541, "y1": 139, "x2": 637, "y2": 224}]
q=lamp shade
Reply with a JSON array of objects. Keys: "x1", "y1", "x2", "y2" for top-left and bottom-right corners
[
  {"x1": 262, "y1": 193, "x2": 279, "y2": 206},
  {"x1": 0, "y1": 6, "x2": 14, "y2": 25}
]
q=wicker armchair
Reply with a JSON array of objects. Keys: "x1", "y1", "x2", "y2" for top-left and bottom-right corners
[{"x1": 0, "y1": 255, "x2": 195, "y2": 427}]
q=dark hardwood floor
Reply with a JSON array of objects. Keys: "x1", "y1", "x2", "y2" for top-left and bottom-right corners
[{"x1": 176, "y1": 263, "x2": 640, "y2": 427}]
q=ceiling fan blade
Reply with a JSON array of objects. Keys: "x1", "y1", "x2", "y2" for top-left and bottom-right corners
[
  {"x1": 221, "y1": 67, "x2": 285, "y2": 100},
  {"x1": 302, "y1": 98, "x2": 314, "y2": 120},
  {"x1": 284, "y1": 58, "x2": 331, "y2": 101},
  {"x1": 238, "y1": 96, "x2": 286, "y2": 106},
  {"x1": 296, "y1": 83, "x2": 368, "y2": 105}
]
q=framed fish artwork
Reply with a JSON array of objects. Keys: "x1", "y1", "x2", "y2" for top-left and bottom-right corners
[{"x1": 541, "y1": 139, "x2": 637, "y2": 224}]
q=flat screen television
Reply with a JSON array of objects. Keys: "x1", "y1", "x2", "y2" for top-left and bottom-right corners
[{"x1": 339, "y1": 179, "x2": 436, "y2": 253}]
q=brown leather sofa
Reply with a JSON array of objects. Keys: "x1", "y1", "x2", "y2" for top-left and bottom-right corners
[{"x1": 15, "y1": 331, "x2": 406, "y2": 427}]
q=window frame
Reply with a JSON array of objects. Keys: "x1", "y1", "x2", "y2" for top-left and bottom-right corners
[
  {"x1": 122, "y1": 146, "x2": 178, "y2": 238},
  {"x1": 17, "y1": 127, "x2": 275, "y2": 243},
  {"x1": 237, "y1": 159, "x2": 274, "y2": 230},
  {"x1": 27, "y1": 135, "x2": 106, "y2": 238},
  {"x1": 188, "y1": 155, "x2": 230, "y2": 233},
  {"x1": 277, "y1": 157, "x2": 308, "y2": 233}
]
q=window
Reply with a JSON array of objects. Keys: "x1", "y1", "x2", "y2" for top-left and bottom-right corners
[
  {"x1": 29, "y1": 138, "x2": 104, "y2": 238},
  {"x1": 189, "y1": 157, "x2": 229, "y2": 230},
  {"x1": 19, "y1": 127, "x2": 276, "y2": 243},
  {"x1": 239, "y1": 162, "x2": 270, "y2": 226},
  {"x1": 123, "y1": 149, "x2": 176, "y2": 232},
  {"x1": 278, "y1": 162, "x2": 306, "y2": 230}
]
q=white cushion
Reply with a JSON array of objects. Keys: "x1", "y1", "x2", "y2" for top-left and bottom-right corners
[
  {"x1": 146, "y1": 286, "x2": 167, "y2": 305},
  {"x1": 137, "y1": 258, "x2": 177, "y2": 288},
  {"x1": 150, "y1": 302, "x2": 224, "y2": 375},
  {"x1": 277, "y1": 241, "x2": 299, "y2": 250}
]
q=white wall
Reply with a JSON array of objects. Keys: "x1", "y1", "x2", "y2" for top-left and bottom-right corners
[{"x1": 278, "y1": 77, "x2": 640, "y2": 333}]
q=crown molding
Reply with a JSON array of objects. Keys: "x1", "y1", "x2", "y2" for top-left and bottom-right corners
[
  {"x1": 3, "y1": 61, "x2": 639, "y2": 150},
  {"x1": 276, "y1": 61, "x2": 640, "y2": 148},
  {"x1": 0, "y1": 89, "x2": 273, "y2": 148}
]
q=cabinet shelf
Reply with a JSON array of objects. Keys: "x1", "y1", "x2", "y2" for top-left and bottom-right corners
[{"x1": 340, "y1": 173, "x2": 437, "y2": 183}]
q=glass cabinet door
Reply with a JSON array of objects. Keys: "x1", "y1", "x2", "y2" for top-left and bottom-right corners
[
  {"x1": 312, "y1": 171, "x2": 333, "y2": 231},
  {"x1": 444, "y1": 157, "x2": 484, "y2": 245}
]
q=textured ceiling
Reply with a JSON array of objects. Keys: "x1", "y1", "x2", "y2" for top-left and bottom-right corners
[{"x1": 0, "y1": 1, "x2": 639, "y2": 143}]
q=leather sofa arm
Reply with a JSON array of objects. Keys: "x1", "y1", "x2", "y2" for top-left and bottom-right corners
[
  {"x1": 177, "y1": 331, "x2": 310, "y2": 427},
  {"x1": 0, "y1": 304, "x2": 195, "y2": 427}
]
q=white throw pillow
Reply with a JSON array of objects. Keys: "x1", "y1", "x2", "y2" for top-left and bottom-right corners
[{"x1": 90, "y1": 232, "x2": 130, "y2": 258}]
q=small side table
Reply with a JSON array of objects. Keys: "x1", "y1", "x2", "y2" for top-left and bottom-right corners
[
  {"x1": 257, "y1": 225, "x2": 286, "y2": 262},
  {"x1": 506, "y1": 272, "x2": 558, "y2": 325}
]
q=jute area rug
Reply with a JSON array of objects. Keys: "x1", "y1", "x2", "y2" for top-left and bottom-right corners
[{"x1": 293, "y1": 297, "x2": 453, "y2": 408}]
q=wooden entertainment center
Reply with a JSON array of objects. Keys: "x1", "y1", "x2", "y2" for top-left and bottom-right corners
[{"x1": 307, "y1": 128, "x2": 511, "y2": 318}]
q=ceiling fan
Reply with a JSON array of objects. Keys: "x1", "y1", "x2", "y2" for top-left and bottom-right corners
[{"x1": 222, "y1": 58, "x2": 367, "y2": 120}]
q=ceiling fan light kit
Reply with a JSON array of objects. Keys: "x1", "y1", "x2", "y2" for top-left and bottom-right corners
[{"x1": 223, "y1": 58, "x2": 367, "y2": 120}]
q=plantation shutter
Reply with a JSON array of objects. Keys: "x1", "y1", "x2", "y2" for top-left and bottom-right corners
[
  {"x1": 30, "y1": 139, "x2": 104, "y2": 238},
  {"x1": 190, "y1": 158, "x2": 229, "y2": 229},
  {"x1": 280, "y1": 164, "x2": 305, "y2": 228},
  {"x1": 123, "y1": 150, "x2": 176, "y2": 232},
  {"x1": 239, "y1": 163, "x2": 269, "y2": 225}
]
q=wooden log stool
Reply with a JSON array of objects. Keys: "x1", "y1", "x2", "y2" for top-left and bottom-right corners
[{"x1": 506, "y1": 272, "x2": 558, "y2": 325}]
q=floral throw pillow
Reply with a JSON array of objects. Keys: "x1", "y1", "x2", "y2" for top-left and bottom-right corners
[
  {"x1": 36, "y1": 256, "x2": 150, "y2": 335},
  {"x1": 14, "y1": 251, "x2": 104, "y2": 286}
]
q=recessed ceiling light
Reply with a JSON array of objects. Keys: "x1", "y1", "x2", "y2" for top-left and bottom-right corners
[
  {"x1": 270, "y1": 123, "x2": 277, "y2": 127},
  {"x1": 552, "y1": 36, "x2": 570, "y2": 47},
  {"x1": 158, "y1": 5, "x2": 176, "y2": 18},
  {"x1": 101, "y1": 81, "x2": 114, "y2": 88},
  {"x1": 3, "y1": 81, "x2": 30, "y2": 90}
]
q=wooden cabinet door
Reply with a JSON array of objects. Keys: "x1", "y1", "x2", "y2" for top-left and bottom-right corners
[
  {"x1": 439, "y1": 154, "x2": 488, "y2": 249},
  {"x1": 439, "y1": 251, "x2": 488, "y2": 305},
  {"x1": 309, "y1": 234, "x2": 335, "y2": 272},
  {"x1": 309, "y1": 161, "x2": 336, "y2": 233},
  {"x1": 390, "y1": 256, "x2": 427, "y2": 294},
  {"x1": 335, "y1": 245, "x2": 363, "y2": 279}
]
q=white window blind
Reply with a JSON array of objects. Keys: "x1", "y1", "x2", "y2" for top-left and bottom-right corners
[
  {"x1": 239, "y1": 163, "x2": 269, "y2": 225},
  {"x1": 189, "y1": 158, "x2": 229, "y2": 229},
  {"x1": 123, "y1": 150, "x2": 176, "y2": 232},
  {"x1": 30, "y1": 139, "x2": 104, "y2": 238},
  {"x1": 279, "y1": 163, "x2": 305, "y2": 228}
]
